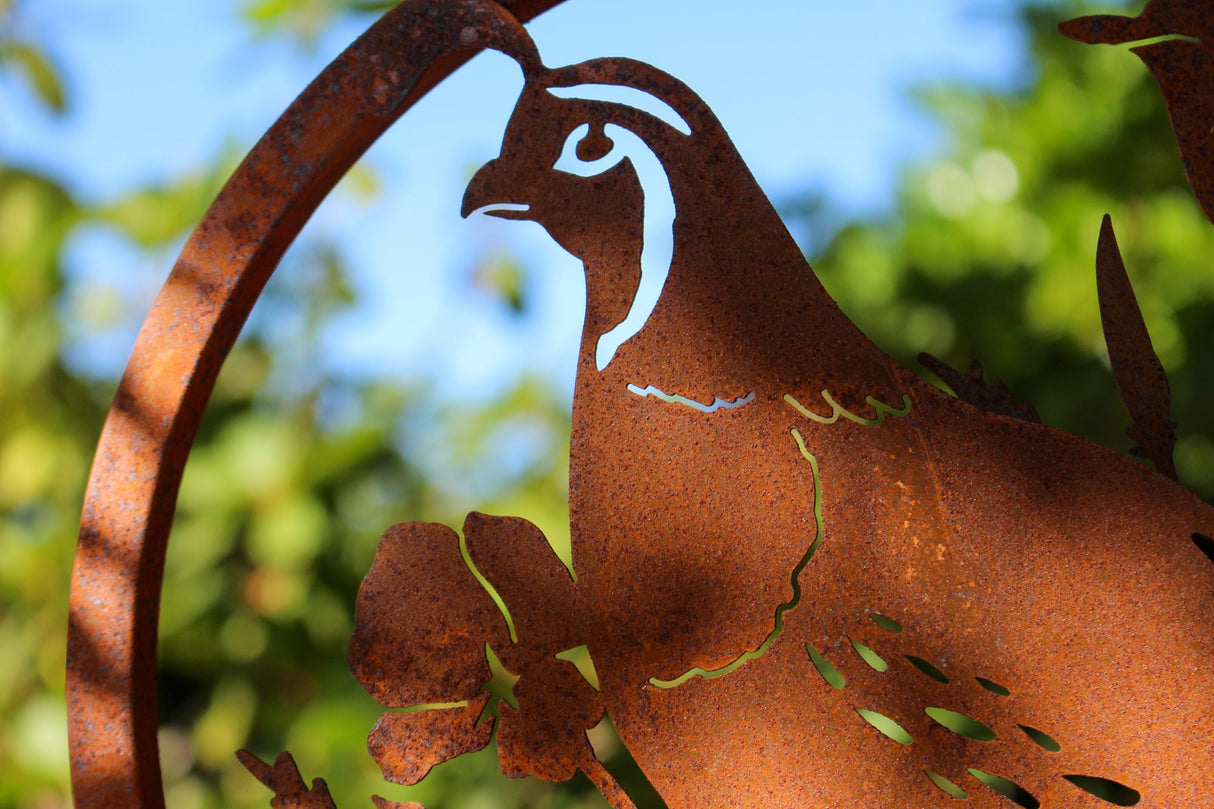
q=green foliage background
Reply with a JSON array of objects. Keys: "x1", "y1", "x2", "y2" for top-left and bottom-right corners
[
  {"x1": 2, "y1": 0, "x2": 1211, "y2": 807},
  {"x1": 795, "y1": 2, "x2": 1214, "y2": 500}
]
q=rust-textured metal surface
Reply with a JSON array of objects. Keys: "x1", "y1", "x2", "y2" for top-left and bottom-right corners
[
  {"x1": 917, "y1": 353, "x2": 1042, "y2": 424},
  {"x1": 237, "y1": 750, "x2": 428, "y2": 809},
  {"x1": 1061, "y1": 2, "x2": 1214, "y2": 225},
  {"x1": 1095, "y1": 214, "x2": 1177, "y2": 479},
  {"x1": 236, "y1": 750, "x2": 342, "y2": 809},
  {"x1": 347, "y1": 514, "x2": 633, "y2": 804},
  {"x1": 66, "y1": 2, "x2": 569, "y2": 808},
  {"x1": 367, "y1": 7, "x2": 1213, "y2": 806},
  {"x1": 73, "y1": 1, "x2": 1214, "y2": 808}
]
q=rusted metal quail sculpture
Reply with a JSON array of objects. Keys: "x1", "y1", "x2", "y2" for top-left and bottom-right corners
[{"x1": 69, "y1": 2, "x2": 1214, "y2": 809}]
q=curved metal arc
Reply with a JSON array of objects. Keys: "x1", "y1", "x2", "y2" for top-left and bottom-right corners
[{"x1": 66, "y1": 1, "x2": 565, "y2": 807}]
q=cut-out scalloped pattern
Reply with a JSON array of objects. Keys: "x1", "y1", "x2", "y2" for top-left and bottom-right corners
[
  {"x1": 555, "y1": 645, "x2": 600, "y2": 691},
  {"x1": 967, "y1": 769, "x2": 1039, "y2": 809},
  {"x1": 906, "y1": 655, "x2": 950, "y2": 684},
  {"x1": 855, "y1": 709, "x2": 913, "y2": 745},
  {"x1": 869, "y1": 613, "x2": 903, "y2": 633},
  {"x1": 926, "y1": 707, "x2": 997, "y2": 742},
  {"x1": 849, "y1": 638, "x2": 889, "y2": 672},
  {"x1": 1018, "y1": 724, "x2": 1061, "y2": 753},
  {"x1": 805, "y1": 643, "x2": 845, "y2": 690},
  {"x1": 802, "y1": 614, "x2": 1140, "y2": 805},
  {"x1": 976, "y1": 677, "x2": 1011, "y2": 696},
  {"x1": 925, "y1": 769, "x2": 968, "y2": 800},
  {"x1": 784, "y1": 391, "x2": 913, "y2": 427},
  {"x1": 484, "y1": 644, "x2": 521, "y2": 711},
  {"x1": 626, "y1": 383, "x2": 755, "y2": 413},
  {"x1": 647, "y1": 428, "x2": 826, "y2": 688},
  {"x1": 1063, "y1": 775, "x2": 1141, "y2": 806}
]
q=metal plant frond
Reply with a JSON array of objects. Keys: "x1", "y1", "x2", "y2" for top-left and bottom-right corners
[{"x1": 67, "y1": 2, "x2": 1214, "y2": 808}]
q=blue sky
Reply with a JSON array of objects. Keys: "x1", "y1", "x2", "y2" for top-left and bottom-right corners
[{"x1": 4, "y1": 0, "x2": 1027, "y2": 401}]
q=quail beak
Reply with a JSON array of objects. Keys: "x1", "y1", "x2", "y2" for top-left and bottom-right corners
[
  {"x1": 461, "y1": 158, "x2": 532, "y2": 220},
  {"x1": 1059, "y1": 14, "x2": 1170, "y2": 45}
]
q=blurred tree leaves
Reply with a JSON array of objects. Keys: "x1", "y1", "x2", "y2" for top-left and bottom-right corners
[
  {"x1": 0, "y1": 40, "x2": 65, "y2": 113},
  {"x1": 798, "y1": 0, "x2": 1214, "y2": 498},
  {"x1": 0, "y1": 79, "x2": 94, "y2": 809},
  {"x1": 0, "y1": 13, "x2": 94, "y2": 791},
  {"x1": 98, "y1": 155, "x2": 242, "y2": 248},
  {"x1": 471, "y1": 250, "x2": 529, "y2": 315}
]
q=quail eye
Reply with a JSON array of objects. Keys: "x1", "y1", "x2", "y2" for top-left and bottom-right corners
[
  {"x1": 575, "y1": 123, "x2": 614, "y2": 162},
  {"x1": 553, "y1": 122, "x2": 626, "y2": 177}
]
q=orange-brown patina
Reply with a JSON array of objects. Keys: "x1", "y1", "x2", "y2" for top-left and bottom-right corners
[{"x1": 72, "y1": 2, "x2": 1214, "y2": 808}]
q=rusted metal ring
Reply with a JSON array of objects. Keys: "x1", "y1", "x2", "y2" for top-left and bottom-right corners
[{"x1": 66, "y1": 2, "x2": 566, "y2": 807}]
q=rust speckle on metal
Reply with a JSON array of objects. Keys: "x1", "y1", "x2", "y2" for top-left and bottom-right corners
[
  {"x1": 237, "y1": 750, "x2": 339, "y2": 809},
  {"x1": 348, "y1": 521, "x2": 509, "y2": 707},
  {"x1": 348, "y1": 513, "x2": 623, "y2": 801},
  {"x1": 74, "y1": 1, "x2": 1214, "y2": 808},
  {"x1": 918, "y1": 353, "x2": 1042, "y2": 424},
  {"x1": 454, "y1": 10, "x2": 1214, "y2": 805},
  {"x1": 366, "y1": 696, "x2": 495, "y2": 787},
  {"x1": 1095, "y1": 214, "x2": 1177, "y2": 478}
]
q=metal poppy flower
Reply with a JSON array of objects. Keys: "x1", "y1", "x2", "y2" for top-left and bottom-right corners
[{"x1": 348, "y1": 512, "x2": 616, "y2": 797}]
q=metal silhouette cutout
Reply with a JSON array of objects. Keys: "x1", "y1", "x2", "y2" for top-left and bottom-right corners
[{"x1": 68, "y1": 2, "x2": 1214, "y2": 808}]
